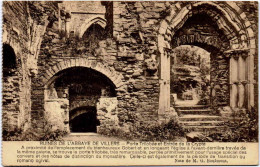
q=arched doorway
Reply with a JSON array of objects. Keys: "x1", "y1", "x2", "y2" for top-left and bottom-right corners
[
  {"x1": 170, "y1": 13, "x2": 230, "y2": 111},
  {"x1": 158, "y1": 2, "x2": 254, "y2": 115},
  {"x1": 44, "y1": 66, "x2": 116, "y2": 133}
]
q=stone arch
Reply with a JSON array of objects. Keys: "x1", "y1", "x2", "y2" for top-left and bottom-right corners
[
  {"x1": 78, "y1": 16, "x2": 107, "y2": 38},
  {"x1": 70, "y1": 101, "x2": 93, "y2": 112},
  {"x1": 170, "y1": 13, "x2": 229, "y2": 53},
  {"x1": 69, "y1": 106, "x2": 97, "y2": 120},
  {"x1": 158, "y1": 2, "x2": 256, "y2": 114},
  {"x1": 42, "y1": 58, "x2": 124, "y2": 89},
  {"x1": 158, "y1": 2, "x2": 254, "y2": 50},
  {"x1": 42, "y1": 58, "x2": 123, "y2": 133},
  {"x1": 70, "y1": 107, "x2": 89, "y2": 121},
  {"x1": 2, "y1": 43, "x2": 20, "y2": 131},
  {"x1": 3, "y1": 44, "x2": 17, "y2": 77}
]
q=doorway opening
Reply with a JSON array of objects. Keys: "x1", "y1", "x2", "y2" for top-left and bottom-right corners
[
  {"x1": 69, "y1": 106, "x2": 100, "y2": 132},
  {"x1": 171, "y1": 45, "x2": 211, "y2": 106},
  {"x1": 45, "y1": 66, "x2": 116, "y2": 133}
]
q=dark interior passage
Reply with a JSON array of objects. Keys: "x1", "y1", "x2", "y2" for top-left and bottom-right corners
[
  {"x1": 69, "y1": 107, "x2": 100, "y2": 133},
  {"x1": 3, "y1": 44, "x2": 17, "y2": 77}
]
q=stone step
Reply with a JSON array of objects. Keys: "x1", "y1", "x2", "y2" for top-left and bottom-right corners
[
  {"x1": 178, "y1": 109, "x2": 211, "y2": 115},
  {"x1": 175, "y1": 105, "x2": 209, "y2": 110},
  {"x1": 183, "y1": 125, "x2": 227, "y2": 132},
  {"x1": 179, "y1": 115, "x2": 222, "y2": 121},
  {"x1": 180, "y1": 121, "x2": 225, "y2": 126}
]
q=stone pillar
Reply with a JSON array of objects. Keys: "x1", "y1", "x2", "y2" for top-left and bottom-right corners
[
  {"x1": 166, "y1": 52, "x2": 171, "y2": 111},
  {"x1": 238, "y1": 52, "x2": 248, "y2": 108},
  {"x1": 229, "y1": 53, "x2": 238, "y2": 108},
  {"x1": 247, "y1": 52, "x2": 254, "y2": 108},
  {"x1": 96, "y1": 97, "x2": 118, "y2": 133},
  {"x1": 59, "y1": 6, "x2": 71, "y2": 38},
  {"x1": 238, "y1": 54, "x2": 246, "y2": 81},
  {"x1": 101, "y1": 1, "x2": 113, "y2": 37},
  {"x1": 238, "y1": 82, "x2": 245, "y2": 108},
  {"x1": 159, "y1": 49, "x2": 171, "y2": 115},
  {"x1": 159, "y1": 51, "x2": 167, "y2": 115},
  {"x1": 225, "y1": 48, "x2": 250, "y2": 109}
]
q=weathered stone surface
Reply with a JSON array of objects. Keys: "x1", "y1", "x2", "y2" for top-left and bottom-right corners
[
  {"x1": 2, "y1": 1, "x2": 258, "y2": 136},
  {"x1": 186, "y1": 132, "x2": 213, "y2": 142},
  {"x1": 218, "y1": 106, "x2": 233, "y2": 118}
]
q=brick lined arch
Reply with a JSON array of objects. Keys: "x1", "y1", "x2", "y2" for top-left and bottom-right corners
[
  {"x1": 70, "y1": 108, "x2": 88, "y2": 121},
  {"x1": 70, "y1": 101, "x2": 94, "y2": 112},
  {"x1": 42, "y1": 58, "x2": 124, "y2": 88},
  {"x1": 158, "y1": 2, "x2": 256, "y2": 114}
]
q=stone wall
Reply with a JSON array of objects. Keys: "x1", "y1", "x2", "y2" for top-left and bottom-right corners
[
  {"x1": 2, "y1": 1, "x2": 258, "y2": 135},
  {"x1": 2, "y1": 2, "x2": 32, "y2": 131},
  {"x1": 32, "y1": 1, "x2": 162, "y2": 133},
  {"x1": 113, "y1": 2, "x2": 164, "y2": 124}
]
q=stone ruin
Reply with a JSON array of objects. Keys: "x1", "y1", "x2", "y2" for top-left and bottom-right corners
[{"x1": 2, "y1": 1, "x2": 258, "y2": 135}]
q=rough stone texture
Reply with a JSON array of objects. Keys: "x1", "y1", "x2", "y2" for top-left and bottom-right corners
[
  {"x1": 3, "y1": 2, "x2": 33, "y2": 131},
  {"x1": 44, "y1": 99, "x2": 69, "y2": 132},
  {"x1": 2, "y1": 1, "x2": 258, "y2": 135},
  {"x1": 96, "y1": 97, "x2": 119, "y2": 132}
]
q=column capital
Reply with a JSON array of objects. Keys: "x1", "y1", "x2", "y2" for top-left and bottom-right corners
[
  {"x1": 229, "y1": 81, "x2": 238, "y2": 85},
  {"x1": 237, "y1": 80, "x2": 247, "y2": 85},
  {"x1": 241, "y1": 52, "x2": 249, "y2": 59},
  {"x1": 241, "y1": 80, "x2": 248, "y2": 85},
  {"x1": 224, "y1": 48, "x2": 250, "y2": 59}
]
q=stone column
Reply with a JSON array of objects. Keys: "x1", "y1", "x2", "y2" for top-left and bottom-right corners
[
  {"x1": 238, "y1": 52, "x2": 248, "y2": 108},
  {"x1": 166, "y1": 53, "x2": 171, "y2": 111},
  {"x1": 159, "y1": 50, "x2": 167, "y2": 115},
  {"x1": 159, "y1": 49, "x2": 171, "y2": 115},
  {"x1": 226, "y1": 49, "x2": 250, "y2": 109},
  {"x1": 228, "y1": 53, "x2": 238, "y2": 108},
  {"x1": 247, "y1": 52, "x2": 254, "y2": 108},
  {"x1": 238, "y1": 82, "x2": 245, "y2": 108},
  {"x1": 238, "y1": 54, "x2": 246, "y2": 81}
]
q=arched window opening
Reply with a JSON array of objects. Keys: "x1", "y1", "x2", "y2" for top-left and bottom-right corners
[
  {"x1": 82, "y1": 24, "x2": 106, "y2": 48},
  {"x1": 3, "y1": 44, "x2": 17, "y2": 77}
]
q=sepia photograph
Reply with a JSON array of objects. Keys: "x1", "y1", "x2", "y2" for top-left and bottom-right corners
[
  {"x1": 2, "y1": 0, "x2": 258, "y2": 142},
  {"x1": 1, "y1": 0, "x2": 259, "y2": 166}
]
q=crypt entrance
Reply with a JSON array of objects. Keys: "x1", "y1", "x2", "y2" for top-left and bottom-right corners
[
  {"x1": 157, "y1": 2, "x2": 256, "y2": 131},
  {"x1": 44, "y1": 66, "x2": 116, "y2": 133},
  {"x1": 69, "y1": 106, "x2": 99, "y2": 133},
  {"x1": 165, "y1": 13, "x2": 231, "y2": 114}
]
